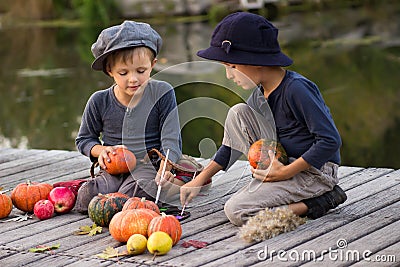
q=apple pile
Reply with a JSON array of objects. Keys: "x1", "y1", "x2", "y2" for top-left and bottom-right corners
[
  {"x1": 35, "y1": 186, "x2": 76, "y2": 220},
  {"x1": 7, "y1": 180, "x2": 77, "y2": 221}
]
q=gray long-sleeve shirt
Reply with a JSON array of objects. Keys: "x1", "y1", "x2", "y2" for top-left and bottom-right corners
[{"x1": 75, "y1": 79, "x2": 182, "y2": 163}]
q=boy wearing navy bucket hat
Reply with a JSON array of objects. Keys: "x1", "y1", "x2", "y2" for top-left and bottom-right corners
[
  {"x1": 74, "y1": 21, "x2": 184, "y2": 213},
  {"x1": 180, "y1": 12, "x2": 347, "y2": 225}
]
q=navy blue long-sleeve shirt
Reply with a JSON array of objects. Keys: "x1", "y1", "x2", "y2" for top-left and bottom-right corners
[{"x1": 214, "y1": 70, "x2": 341, "y2": 170}]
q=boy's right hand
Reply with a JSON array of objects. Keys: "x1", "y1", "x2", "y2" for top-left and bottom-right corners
[
  {"x1": 97, "y1": 145, "x2": 127, "y2": 170},
  {"x1": 180, "y1": 179, "x2": 203, "y2": 206}
]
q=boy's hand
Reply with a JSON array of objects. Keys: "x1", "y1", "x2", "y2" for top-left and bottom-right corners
[
  {"x1": 251, "y1": 150, "x2": 289, "y2": 182},
  {"x1": 180, "y1": 179, "x2": 202, "y2": 206},
  {"x1": 98, "y1": 145, "x2": 127, "y2": 170},
  {"x1": 155, "y1": 170, "x2": 175, "y2": 187},
  {"x1": 155, "y1": 159, "x2": 174, "y2": 187}
]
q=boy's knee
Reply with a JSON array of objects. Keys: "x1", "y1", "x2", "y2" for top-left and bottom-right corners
[
  {"x1": 228, "y1": 103, "x2": 251, "y2": 116},
  {"x1": 224, "y1": 198, "x2": 246, "y2": 226}
]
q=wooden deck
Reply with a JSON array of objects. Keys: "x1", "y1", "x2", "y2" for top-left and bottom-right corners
[{"x1": 0, "y1": 148, "x2": 399, "y2": 266}]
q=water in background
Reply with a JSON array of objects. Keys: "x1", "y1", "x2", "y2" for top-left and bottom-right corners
[{"x1": 0, "y1": 2, "x2": 399, "y2": 169}]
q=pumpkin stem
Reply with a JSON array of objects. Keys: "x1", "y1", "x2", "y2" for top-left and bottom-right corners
[
  {"x1": 26, "y1": 180, "x2": 32, "y2": 186},
  {"x1": 161, "y1": 212, "x2": 167, "y2": 217},
  {"x1": 141, "y1": 197, "x2": 146, "y2": 202}
]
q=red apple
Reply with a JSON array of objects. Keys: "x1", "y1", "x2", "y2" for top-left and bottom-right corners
[
  {"x1": 48, "y1": 187, "x2": 76, "y2": 214},
  {"x1": 34, "y1": 200, "x2": 54, "y2": 220}
]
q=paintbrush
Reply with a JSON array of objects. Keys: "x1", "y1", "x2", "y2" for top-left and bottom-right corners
[{"x1": 155, "y1": 148, "x2": 169, "y2": 204}]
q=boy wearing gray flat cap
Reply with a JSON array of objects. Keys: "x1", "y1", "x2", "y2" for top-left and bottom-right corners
[{"x1": 74, "y1": 21, "x2": 182, "y2": 212}]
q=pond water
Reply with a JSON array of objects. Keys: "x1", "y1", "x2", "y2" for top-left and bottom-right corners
[{"x1": 1, "y1": 2, "x2": 399, "y2": 169}]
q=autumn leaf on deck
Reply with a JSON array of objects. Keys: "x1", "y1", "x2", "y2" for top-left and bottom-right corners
[
  {"x1": 181, "y1": 240, "x2": 209, "y2": 249},
  {"x1": 73, "y1": 223, "x2": 102, "y2": 236},
  {"x1": 1, "y1": 213, "x2": 33, "y2": 223},
  {"x1": 95, "y1": 246, "x2": 129, "y2": 259},
  {"x1": 29, "y1": 243, "x2": 60, "y2": 253}
]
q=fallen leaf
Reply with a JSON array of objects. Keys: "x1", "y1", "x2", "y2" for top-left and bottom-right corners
[
  {"x1": 1, "y1": 213, "x2": 33, "y2": 223},
  {"x1": 29, "y1": 244, "x2": 60, "y2": 253},
  {"x1": 95, "y1": 246, "x2": 129, "y2": 259},
  {"x1": 181, "y1": 240, "x2": 209, "y2": 249},
  {"x1": 73, "y1": 223, "x2": 102, "y2": 236}
]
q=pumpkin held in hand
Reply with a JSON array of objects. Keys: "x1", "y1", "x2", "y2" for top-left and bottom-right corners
[
  {"x1": 147, "y1": 212, "x2": 182, "y2": 245},
  {"x1": 109, "y1": 209, "x2": 159, "y2": 243},
  {"x1": 11, "y1": 180, "x2": 53, "y2": 213},
  {"x1": 0, "y1": 192, "x2": 13, "y2": 219},
  {"x1": 122, "y1": 197, "x2": 160, "y2": 214},
  {"x1": 105, "y1": 148, "x2": 137, "y2": 175},
  {"x1": 88, "y1": 192, "x2": 129, "y2": 227},
  {"x1": 248, "y1": 139, "x2": 288, "y2": 170}
]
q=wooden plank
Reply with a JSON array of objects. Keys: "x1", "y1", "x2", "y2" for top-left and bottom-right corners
[
  {"x1": 5, "y1": 218, "x2": 96, "y2": 251},
  {"x1": 351, "y1": 241, "x2": 399, "y2": 267},
  {"x1": 0, "y1": 150, "x2": 68, "y2": 171},
  {"x1": 17, "y1": 254, "x2": 80, "y2": 267},
  {"x1": 0, "y1": 156, "x2": 91, "y2": 187},
  {"x1": 342, "y1": 169, "x2": 400, "y2": 206},
  {"x1": 0, "y1": 148, "x2": 47, "y2": 164},
  {"x1": 1, "y1": 213, "x2": 87, "y2": 246},
  {"x1": 337, "y1": 166, "x2": 364, "y2": 178},
  {"x1": 257, "y1": 202, "x2": 400, "y2": 266},
  {"x1": 200, "y1": 182, "x2": 400, "y2": 267},
  {"x1": 62, "y1": 258, "x2": 113, "y2": 267},
  {"x1": 0, "y1": 150, "x2": 83, "y2": 178},
  {"x1": 0, "y1": 247, "x2": 18, "y2": 260},
  {"x1": 338, "y1": 167, "x2": 394, "y2": 190},
  {"x1": 0, "y1": 250, "x2": 48, "y2": 266}
]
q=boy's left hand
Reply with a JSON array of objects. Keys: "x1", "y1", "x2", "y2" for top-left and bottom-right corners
[
  {"x1": 251, "y1": 150, "x2": 290, "y2": 182},
  {"x1": 155, "y1": 170, "x2": 175, "y2": 187},
  {"x1": 155, "y1": 159, "x2": 174, "y2": 187}
]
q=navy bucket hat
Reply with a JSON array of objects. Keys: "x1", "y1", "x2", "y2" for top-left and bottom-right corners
[
  {"x1": 197, "y1": 12, "x2": 292, "y2": 66},
  {"x1": 91, "y1": 20, "x2": 162, "y2": 72}
]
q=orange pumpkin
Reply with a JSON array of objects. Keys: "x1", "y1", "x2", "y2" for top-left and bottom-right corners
[
  {"x1": 109, "y1": 208, "x2": 159, "y2": 243},
  {"x1": 247, "y1": 139, "x2": 288, "y2": 170},
  {"x1": 147, "y1": 212, "x2": 182, "y2": 245},
  {"x1": 105, "y1": 148, "x2": 137, "y2": 175},
  {"x1": 122, "y1": 197, "x2": 160, "y2": 214},
  {"x1": 0, "y1": 192, "x2": 13, "y2": 219},
  {"x1": 11, "y1": 180, "x2": 53, "y2": 212}
]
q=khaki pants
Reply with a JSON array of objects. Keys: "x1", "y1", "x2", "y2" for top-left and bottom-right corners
[{"x1": 222, "y1": 103, "x2": 339, "y2": 226}]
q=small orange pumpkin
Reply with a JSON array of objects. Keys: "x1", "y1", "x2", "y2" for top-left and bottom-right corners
[
  {"x1": 109, "y1": 208, "x2": 159, "y2": 243},
  {"x1": 0, "y1": 192, "x2": 13, "y2": 219},
  {"x1": 248, "y1": 139, "x2": 288, "y2": 170},
  {"x1": 105, "y1": 148, "x2": 136, "y2": 175},
  {"x1": 147, "y1": 212, "x2": 182, "y2": 245},
  {"x1": 11, "y1": 180, "x2": 53, "y2": 212},
  {"x1": 122, "y1": 197, "x2": 160, "y2": 214}
]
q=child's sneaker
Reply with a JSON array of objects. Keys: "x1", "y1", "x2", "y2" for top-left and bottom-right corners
[{"x1": 303, "y1": 185, "x2": 347, "y2": 219}]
